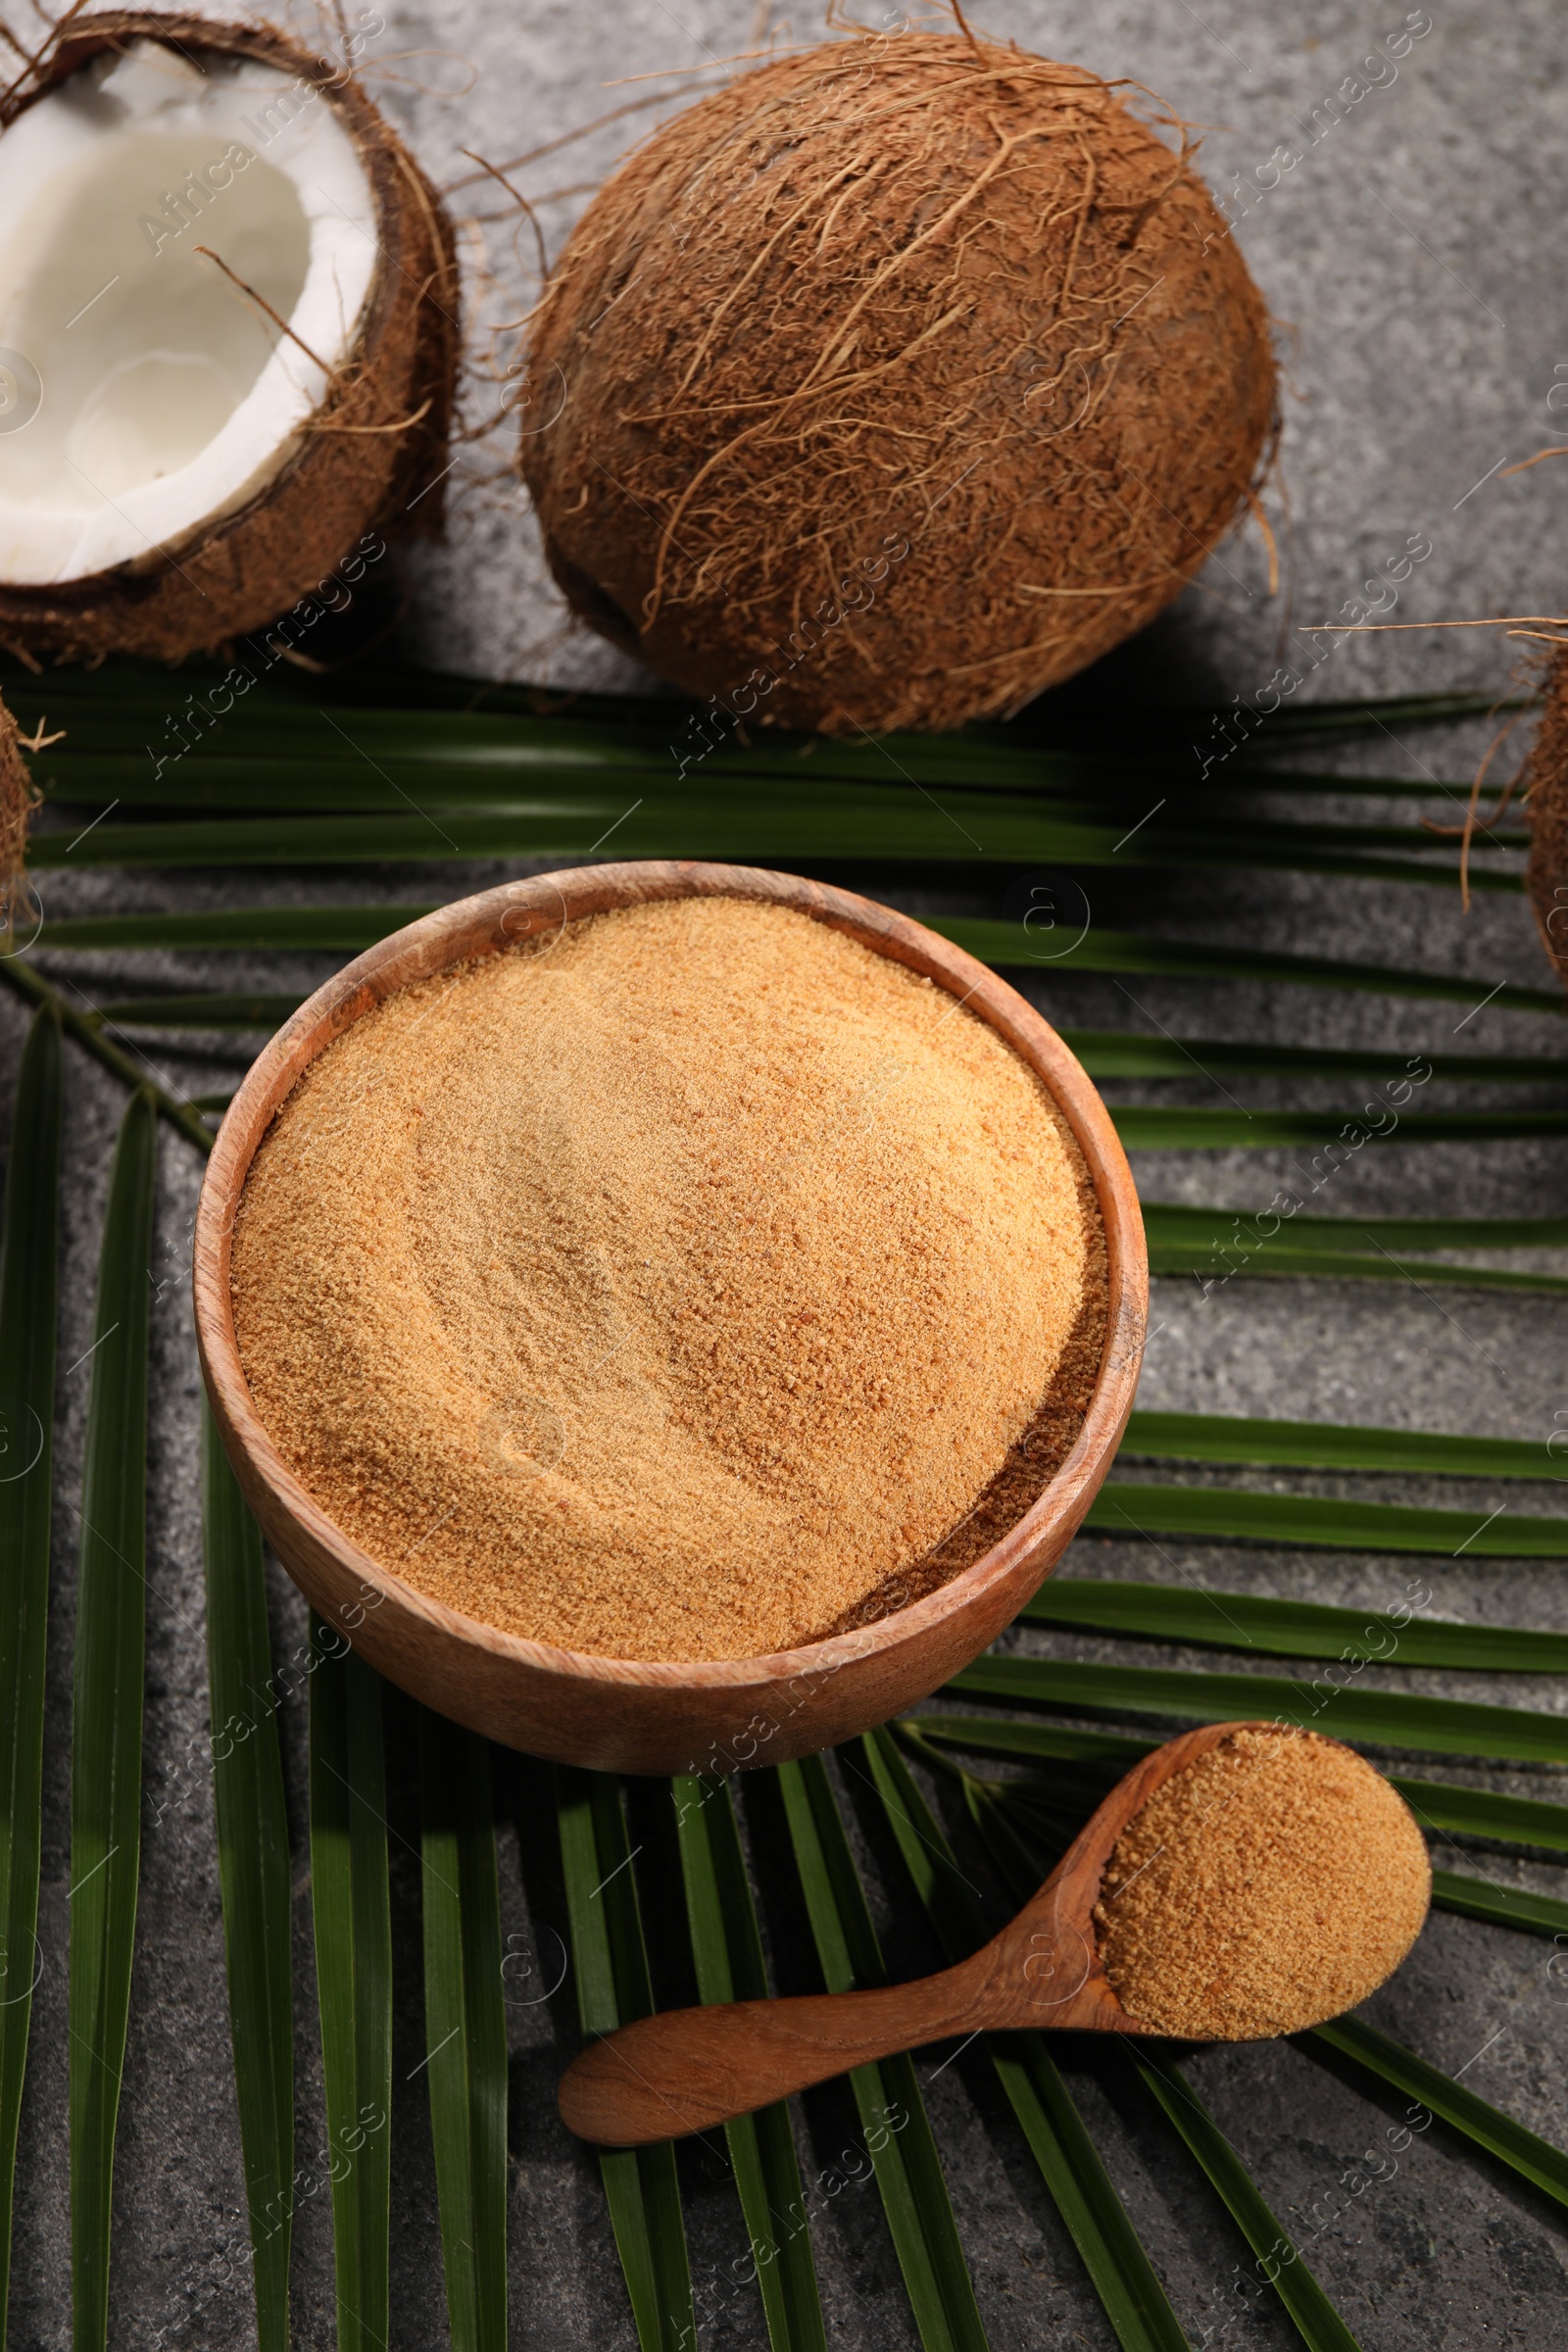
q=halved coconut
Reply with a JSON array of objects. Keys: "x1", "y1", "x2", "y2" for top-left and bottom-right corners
[{"x1": 0, "y1": 11, "x2": 459, "y2": 662}]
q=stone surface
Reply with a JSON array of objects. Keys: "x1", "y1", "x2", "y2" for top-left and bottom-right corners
[{"x1": 3, "y1": 1, "x2": 1568, "y2": 2346}]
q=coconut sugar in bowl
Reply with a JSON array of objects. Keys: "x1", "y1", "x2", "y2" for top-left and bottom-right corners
[{"x1": 195, "y1": 862, "x2": 1147, "y2": 1774}]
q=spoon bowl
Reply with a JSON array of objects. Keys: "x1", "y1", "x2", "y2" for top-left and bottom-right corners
[{"x1": 558, "y1": 1720, "x2": 1252, "y2": 2146}]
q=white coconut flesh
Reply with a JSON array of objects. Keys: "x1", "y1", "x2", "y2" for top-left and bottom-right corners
[{"x1": 0, "y1": 39, "x2": 377, "y2": 586}]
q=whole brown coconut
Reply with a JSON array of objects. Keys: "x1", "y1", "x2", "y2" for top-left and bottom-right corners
[
  {"x1": 1525, "y1": 648, "x2": 1568, "y2": 985},
  {"x1": 522, "y1": 33, "x2": 1277, "y2": 735},
  {"x1": 0, "y1": 13, "x2": 459, "y2": 665}
]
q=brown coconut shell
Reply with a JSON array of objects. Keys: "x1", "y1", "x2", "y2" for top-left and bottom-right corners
[
  {"x1": 0, "y1": 694, "x2": 38, "y2": 951},
  {"x1": 522, "y1": 33, "x2": 1277, "y2": 736},
  {"x1": 0, "y1": 12, "x2": 460, "y2": 665},
  {"x1": 1525, "y1": 647, "x2": 1568, "y2": 986}
]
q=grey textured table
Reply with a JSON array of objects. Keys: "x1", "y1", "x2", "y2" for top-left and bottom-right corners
[{"x1": 6, "y1": 2, "x2": 1568, "y2": 2345}]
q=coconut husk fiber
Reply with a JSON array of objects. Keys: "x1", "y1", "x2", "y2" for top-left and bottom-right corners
[
  {"x1": 0, "y1": 12, "x2": 460, "y2": 665},
  {"x1": 0, "y1": 693, "x2": 37, "y2": 950},
  {"x1": 522, "y1": 31, "x2": 1277, "y2": 736},
  {"x1": 1525, "y1": 646, "x2": 1568, "y2": 985}
]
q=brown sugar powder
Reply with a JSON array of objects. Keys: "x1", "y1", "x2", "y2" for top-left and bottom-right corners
[
  {"x1": 231, "y1": 894, "x2": 1106, "y2": 1661},
  {"x1": 1096, "y1": 1725, "x2": 1431, "y2": 2039}
]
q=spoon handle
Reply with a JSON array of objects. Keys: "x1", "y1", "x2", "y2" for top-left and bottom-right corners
[{"x1": 559, "y1": 1962, "x2": 993, "y2": 2145}]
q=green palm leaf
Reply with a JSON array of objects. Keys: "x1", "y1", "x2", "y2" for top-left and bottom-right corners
[
  {"x1": 1148, "y1": 1244, "x2": 1568, "y2": 1295},
  {"x1": 1110, "y1": 1105, "x2": 1568, "y2": 1149},
  {"x1": 1244, "y1": 690, "x2": 1533, "y2": 735},
  {"x1": 1397, "y1": 1781, "x2": 1568, "y2": 1851},
  {"x1": 1143, "y1": 1208, "x2": 1568, "y2": 1294},
  {"x1": 0, "y1": 1007, "x2": 61, "y2": 2343},
  {"x1": 556, "y1": 1768, "x2": 694, "y2": 2352},
  {"x1": 857, "y1": 1731, "x2": 1191, "y2": 2352},
  {"x1": 23, "y1": 801, "x2": 1044, "y2": 869},
  {"x1": 40, "y1": 749, "x2": 1501, "y2": 816},
  {"x1": 775, "y1": 1753, "x2": 990, "y2": 2352},
  {"x1": 94, "y1": 994, "x2": 305, "y2": 1032},
  {"x1": 419, "y1": 1709, "x2": 508, "y2": 2352},
  {"x1": 1307, "y1": 2017, "x2": 1568, "y2": 2210},
  {"x1": 907, "y1": 1713, "x2": 1568, "y2": 1855},
  {"x1": 1122, "y1": 1410, "x2": 1566, "y2": 1477},
  {"x1": 12, "y1": 670, "x2": 1524, "y2": 789},
  {"x1": 201, "y1": 1408, "x2": 292, "y2": 2352},
  {"x1": 25, "y1": 694, "x2": 1086, "y2": 793},
  {"x1": 20, "y1": 802, "x2": 1521, "y2": 885},
  {"x1": 1023, "y1": 1581, "x2": 1568, "y2": 1671},
  {"x1": 947, "y1": 1656, "x2": 1568, "y2": 1764},
  {"x1": 0, "y1": 959, "x2": 217, "y2": 1156},
  {"x1": 1064, "y1": 1031, "x2": 1568, "y2": 1082},
  {"x1": 70, "y1": 1087, "x2": 156, "y2": 2352},
  {"x1": 1086, "y1": 1483, "x2": 1568, "y2": 1554},
  {"x1": 307, "y1": 1621, "x2": 392, "y2": 2352},
  {"x1": 929, "y1": 917, "x2": 1561, "y2": 1009},
  {"x1": 19, "y1": 717, "x2": 1514, "y2": 802},
  {"x1": 672, "y1": 1775, "x2": 826, "y2": 2352},
  {"x1": 7, "y1": 659, "x2": 1513, "y2": 727},
  {"x1": 37, "y1": 906, "x2": 438, "y2": 954},
  {"x1": 27, "y1": 752, "x2": 1529, "y2": 875},
  {"x1": 1132, "y1": 2055, "x2": 1364, "y2": 2352},
  {"x1": 39, "y1": 749, "x2": 1112, "y2": 808},
  {"x1": 27, "y1": 906, "x2": 1564, "y2": 1019},
  {"x1": 1144, "y1": 1204, "x2": 1568, "y2": 1255},
  {"x1": 1429, "y1": 1870, "x2": 1568, "y2": 1939},
  {"x1": 903, "y1": 1716, "x2": 1153, "y2": 1772}
]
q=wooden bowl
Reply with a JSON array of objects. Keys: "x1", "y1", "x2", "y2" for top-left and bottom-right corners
[{"x1": 195, "y1": 861, "x2": 1147, "y2": 1774}]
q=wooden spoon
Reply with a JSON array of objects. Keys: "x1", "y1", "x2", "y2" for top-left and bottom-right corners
[{"x1": 559, "y1": 1718, "x2": 1258, "y2": 2147}]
